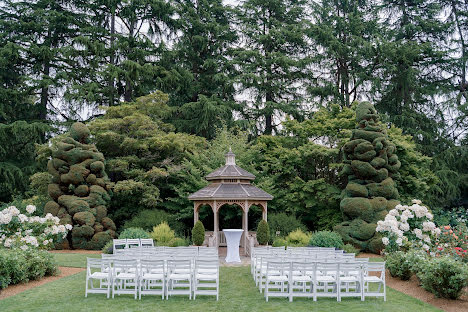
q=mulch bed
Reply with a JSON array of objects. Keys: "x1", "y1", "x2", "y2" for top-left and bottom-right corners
[{"x1": 49, "y1": 249, "x2": 101, "y2": 254}]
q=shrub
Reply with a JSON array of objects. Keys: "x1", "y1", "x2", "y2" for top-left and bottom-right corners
[
  {"x1": 272, "y1": 237, "x2": 287, "y2": 247},
  {"x1": 0, "y1": 249, "x2": 57, "y2": 289},
  {"x1": 123, "y1": 209, "x2": 186, "y2": 236},
  {"x1": 418, "y1": 256, "x2": 468, "y2": 299},
  {"x1": 118, "y1": 227, "x2": 151, "y2": 239},
  {"x1": 151, "y1": 222, "x2": 175, "y2": 246},
  {"x1": 267, "y1": 213, "x2": 307, "y2": 243},
  {"x1": 343, "y1": 243, "x2": 360, "y2": 255},
  {"x1": 192, "y1": 221, "x2": 205, "y2": 246},
  {"x1": 386, "y1": 251, "x2": 413, "y2": 280},
  {"x1": 432, "y1": 224, "x2": 468, "y2": 263},
  {"x1": 286, "y1": 229, "x2": 310, "y2": 247},
  {"x1": 256, "y1": 220, "x2": 269, "y2": 245},
  {"x1": 101, "y1": 240, "x2": 113, "y2": 254},
  {"x1": 309, "y1": 230, "x2": 344, "y2": 249},
  {"x1": 171, "y1": 237, "x2": 190, "y2": 247}
]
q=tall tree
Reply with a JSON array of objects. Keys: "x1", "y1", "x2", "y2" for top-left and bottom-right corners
[
  {"x1": 306, "y1": 0, "x2": 381, "y2": 108},
  {"x1": 234, "y1": 0, "x2": 311, "y2": 135},
  {"x1": 160, "y1": 0, "x2": 238, "y2": 139}
]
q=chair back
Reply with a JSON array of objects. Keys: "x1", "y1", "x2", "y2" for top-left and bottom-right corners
[
  {"x1": 126, "y1": 239, "x2": 140, "y2": 248},
  {"x1": 140, "y1": 238, "x2": 154, "y2": 247},
  {"x1": 113, "y1": 239, "x2": 126, "y2": 252}
]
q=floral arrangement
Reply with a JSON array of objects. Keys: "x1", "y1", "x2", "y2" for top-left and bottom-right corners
[
  {"x1": 432, "y1": 224, "x2": 468, "y2": 263},
  {"x1": 0, "y1": 205, "x2": 72, "y2": 250},
  {"x1": 376, "y1": 199, "x2": 440, "y2": 253}
]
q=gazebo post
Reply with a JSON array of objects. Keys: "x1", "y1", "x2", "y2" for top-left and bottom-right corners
[
  {"x1": 243, "y1": 200, "x2": 249, "y2": 252},
  {"x1": 262, "y1": 202, "x2": 268, "y2": 221},
  {"x1": 213, "y1": 200, "x2": 218, "y2": 247},
  {"x1": 193, "y1": 203, "x2": 199, "y2": 224}
]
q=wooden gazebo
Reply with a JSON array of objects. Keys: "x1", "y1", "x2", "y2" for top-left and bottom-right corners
[{"x1": 188, "y1": 149, "x2": 273, "y2": 250}]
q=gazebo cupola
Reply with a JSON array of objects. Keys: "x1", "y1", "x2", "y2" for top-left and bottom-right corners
[{"x1": 188, "y1": 149, "x2": 273, "y2": 249}]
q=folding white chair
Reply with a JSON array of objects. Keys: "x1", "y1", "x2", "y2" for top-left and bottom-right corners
[
  {"x1": 338, "y1": 262, "x2": 364, "y2": 302},
  {"x1": 166, "y1": 259, "x2": 193, "y2": 300},
  {"x1": 289, "y1": 261, "x2": 315, "y2": 302},
  {"x1": 314, "y1": 262, "x2": 339, "y2": 301},
  {"x1": 139, "y1": 259, "x2": 165, "y2": 300},
  {"x1": 264, "y1": 260, "x2": 290, "y2": 301},
  {"x1": 126, "y1": 239, "x2": 140, "y2": 249},
  {"x1": 140, "y1": 238, "x2": 154, "y2": 247},
  {"x1": 113, "y1": 239, "x2": 126, "y2": 254},
  {"x1": 112, "y1": 259, "x2": 139, "y2": 299},
  {"x1": 85, "y1": 258, "x2": 112, "y2": 298},
  {"x1": 194, "y1": 259, "x2": 219, "y2": 300},
  {"x1": 363, "y1": 262, "x2": 386, "y2": 301}
]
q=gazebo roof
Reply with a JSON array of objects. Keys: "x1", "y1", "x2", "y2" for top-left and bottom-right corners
[
  {"x1": 205, "y1": 149, "x2": 255, "y2": 181},
  {"x1": 188, "y1": 183, "x2": 273, "y2": 201}
]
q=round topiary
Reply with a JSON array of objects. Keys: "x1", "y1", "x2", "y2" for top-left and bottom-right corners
[
  {"x1": 192, "y1": 220, "x2": 205, "y2": 246},
  {"x1": 309, "y1": 230, "x2": 344, "y2": 249},
  {"x1": 257, "y1": 220, "x2": 270, "y2": 245}
]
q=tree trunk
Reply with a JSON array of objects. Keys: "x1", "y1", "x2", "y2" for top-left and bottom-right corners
[{"x1": 109, "y1": 7, "x2": 116, "y2": 106}]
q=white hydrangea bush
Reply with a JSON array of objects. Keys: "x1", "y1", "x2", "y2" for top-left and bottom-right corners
[
  {"x1": 376, "y1": 199, "x2": 440, "y2": 253},
  {"x1": 0, "y1": 205, "x2": 72, "y2": 250}
]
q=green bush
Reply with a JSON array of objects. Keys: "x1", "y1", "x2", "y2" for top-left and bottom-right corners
[
  {"x1": 256, "y1": 220, "x2": 270, "y2": 245},
  {"x1": 343, "y1": 243, "x2": 360, "y2": 255},
  {"x1": 309, "y1": 230, "x2": 344, "y2": 249},
  {"x1": 267, "y1": 213, "x2": 307, "y2": 243},
  {"x1": 386, "y1": 251, "x2": 413, "y2": 280},
  {"x1": 286, "y1": 229, "x2": 310, "y2": 247},
  {"x1": 118, "y1": 227, "x2": 151, "y2": 239},
  {"x1": 418, "y1": 256, "x2": 468, "y2": 299},
  {"x1": 192, "y1": 221, "x2": 205, "y2": 246},
  {"x1": 123, "y1": 209, "x2": 186, "y2": 236},
  {"x1": 101, "y1": 240, "x2": 113, "y2": 254},
  {"x1": 151, "y1": 222, "x2": 175, "y2": 246},
  {"x1": 272, "y1": 237, "x2": 287, "y2": 247},
  {"x1": 0, "y1": 249, "x2": 57, "y2": 289},
  {"x1": 171, "y1": 237, "x2": 190, "y2": 247}
]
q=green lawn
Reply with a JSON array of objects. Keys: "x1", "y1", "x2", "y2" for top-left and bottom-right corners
[
  {"x1": 0, "y1": 253, "x2": 440, "y2": 312},
  {"x1": 52, "y1": 252, "x2": 100, "y2": 268}
]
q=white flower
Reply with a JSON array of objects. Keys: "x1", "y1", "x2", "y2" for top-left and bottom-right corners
[
  {"x1": 7, "y1": 206, "x2": 20, "y2": 216},
  {"x1": 18, "y1": 214, "x2": 28, "y2": 223},
  {"x1": 412, "y1": 199, "x2": 422, "y2": 205},
  {"x1": 389, "y1": 209, "x2": 399, "y2": 216},
  {"x1": 423, "y1": 235, "x2": 431, "y2": 243},
  {"x1": 422, "y1": 244, "x2": 429, "y2": 251},
  {"x1": 26, "y1": 205, "x2": 36, "y2": 214},
  {"x1": 395, "y1": 204, "x2": 405, "y2": 211},
  {"x1": 399, "y1": 222, "x2": 410, "y2": 232},
  {"x1": 422, "y1": 221, "x2": 436, "y2": 232},
  {"x1": 413, "y1": 229, "x2": 423, "y2": 239},
  {"x1": 425, "y1": 212, "x2": 433, "y2": 220},
  {"x1": 396, "y1": 237, "x2": 403, "y2": 246},
  {"x1": 382, "y1": 237, "x2": 389, "y2": 245},
  {"x1": 65, "y1": 224, "x2": 72, "y2": 231},
  {"x1": 432, "y1": 228, "x2": 441, "y2": 236},
  {"x1": 4, "y1": 238, "x2": 12, "y2": 247},
  {"x1": 43, "y1": 240, "x2": 49, "y2": 245},
  {"x1": 20, "y1": 245, "x2": 28, "y2": 251}
]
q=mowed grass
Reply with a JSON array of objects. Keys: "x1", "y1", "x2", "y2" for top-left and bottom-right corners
[
  {"x1": 0, "y1": 253, "x2": 440, "y2": 312},
  {"x1": 52, "y1": 252, "x2": 100, "y2": 268}
]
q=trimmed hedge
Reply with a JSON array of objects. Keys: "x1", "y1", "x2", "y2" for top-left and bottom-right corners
[
  {"x1": 0, "y1": 249, "x2": 57, "y2": 289},
  {"x1": 192, "y1": 221, "x2": 205, "y2": 246},
  {"x1": 309, "y1": 230, "x2": 344, "y2": 249},
  {"x1": 257, "y1": 220, "x2": 269, "y2": 245}
]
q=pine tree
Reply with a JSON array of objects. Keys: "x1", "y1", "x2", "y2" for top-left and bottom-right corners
[
  {"x1": 160, "y1": 0, "x2": 237, "y2": 139},
  {"x1": 234, "y1": 0, "x2": 311, "y2": 135}
]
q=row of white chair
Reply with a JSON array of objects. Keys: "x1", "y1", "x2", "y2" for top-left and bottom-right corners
[
  {"x1": 85, "y1": 256, "x2": 219, "y2": 300},
  {"x1": 113, "y1": 238, "x2": 154, "y2": 250}
]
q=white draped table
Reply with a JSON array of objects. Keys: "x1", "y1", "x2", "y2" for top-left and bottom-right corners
[{"x1": 223, "y1": 229, "x2": 244, "y2": 263}]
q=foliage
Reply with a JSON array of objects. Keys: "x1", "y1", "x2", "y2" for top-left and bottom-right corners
[
  {"x1": 171, "y1": 237, "x2": 190, "y2": 247},
  {"x1": 417, "y1": 256, "x2": 468, "y2": 299},
  {"x1": 123, "y1": 209, "x2": 185, "y2": 236},
  {"x1": 192, "y1": 221, "x2": 205, "y2": 246},
  {"x1": 376, "y1": 200, "x2": 439, "y2": 253},
  {"x1": 309, "y1": 231, "x2": 344, "y2": 249},
  {"x1": 285, "y1": 229, "x2": 311, "y2": 247},
  {"x1": 256, "y1": 220, "x2": 269, "y2": 245},
  {"x1": 272, "y1": 237, "x2": 287, "y2": 248},
  {"x1": 0, "y1": 205, "x2": 71, "y2": 250},
  {"x1": 0, "y1": 248, "x2": 57, "y2": 289},
  {"x1": 432, "y1": 224, "x2": 468, "y2": 263},
  {"x1": 342, "y1": 244, "x2": 360, "y2": 255},
  {"x1": 433, "y1": 206, "x2": 468, "y2": 228},
  {"x1": 266, "y1": 213, "x2": 307, "y2": 243},
  {"x1": 118, "y1": 227, "x2": 150, "y2": 240},
  {"x1": 101, "y1": 240, "x2": 113, "y2": 254},
  {"x1": 385, "y1": 249, "x2": 429, "y2": 280},
  {"x1": 150, "y1": 222, "x2": 175, "y2": 246}
]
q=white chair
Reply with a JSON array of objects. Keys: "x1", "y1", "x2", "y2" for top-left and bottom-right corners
[
  {"x1": 166, "y1": 259, "x2": 193, "y2": 300},
  {"x1": 338, "y1": 262, "x2": 364, "y2": 302},
  {"x1": 112, "y1": 259, "x2": 139, "y2": 299},
  {"x1": 363, "y1": 262, "x2": 386, "y2": 301},
  {"x1": 139, "y1": 259, "x2": 165, "y2": 300},
  {"x1": 314, "y1": 262, "x2": 339, "y2": 301},
  {"x1": 289, "y1": 261, "x2": 315, "y2": 302},
  {"x1": 140, "y1": 238, "x2": 154, "y2": 247},
  {"x1": 194, "y1": 259, "x2": 219, "y2": 300},
  {"x1": 85, "y1": 258, "x2": 112, "y2": 298},
  {"x1": 264, "y1": 260, "x2": 290, "y2": 301},
  {"x1": 113, "y1": 239, "x2": 126, "y2": 254},
  {"x1": 126, "y1": 239, "x2": 141, "y2": 249}
]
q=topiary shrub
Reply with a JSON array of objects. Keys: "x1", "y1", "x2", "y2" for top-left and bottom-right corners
[
  {"x1": 267, "y1": 213, "x2": 307, "y2": 243},
  {"x1": 118, "y1": 227, "x2": 151, "y2": 239},
  {"x1": 286, "y1": 229, "x2": 311, "y2": 247},
  {"x1": 417, "y1": 256, "x2": 468, "y2": 299},
  {"x1": 256, "y1": 220, "x2": 269, "y2": 245},
  {"x1": 151, "y1": 222, "x2": 175, "y2": 246},
  {"x1": 309, "y1": 230, "x2": 344, "y2": 249},
  {"x1": 192, "y1": 221, "x2": 205, "y2": 246},
  {"x1": 343, "y1": 243, "x2": 360, "y2": 255}
]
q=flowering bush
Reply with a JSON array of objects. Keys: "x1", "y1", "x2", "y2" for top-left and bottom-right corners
[
  {"x1": 432, "y1": 224, "x2": 468, "y2": 263},
  {"x1": 0, "y1": 205, "x2": 72, "y2": 250},
  {"x1": 376, "y1": 199, "x2": 439, "y2": 253}
]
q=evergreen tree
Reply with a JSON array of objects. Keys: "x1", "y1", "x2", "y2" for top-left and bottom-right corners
[
  {"x1": 160, "y1": 0, "x2": 238, "y2": 139},
  {"x1": 234, "y1": 0, "x2": 311, "y2": 135}
]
